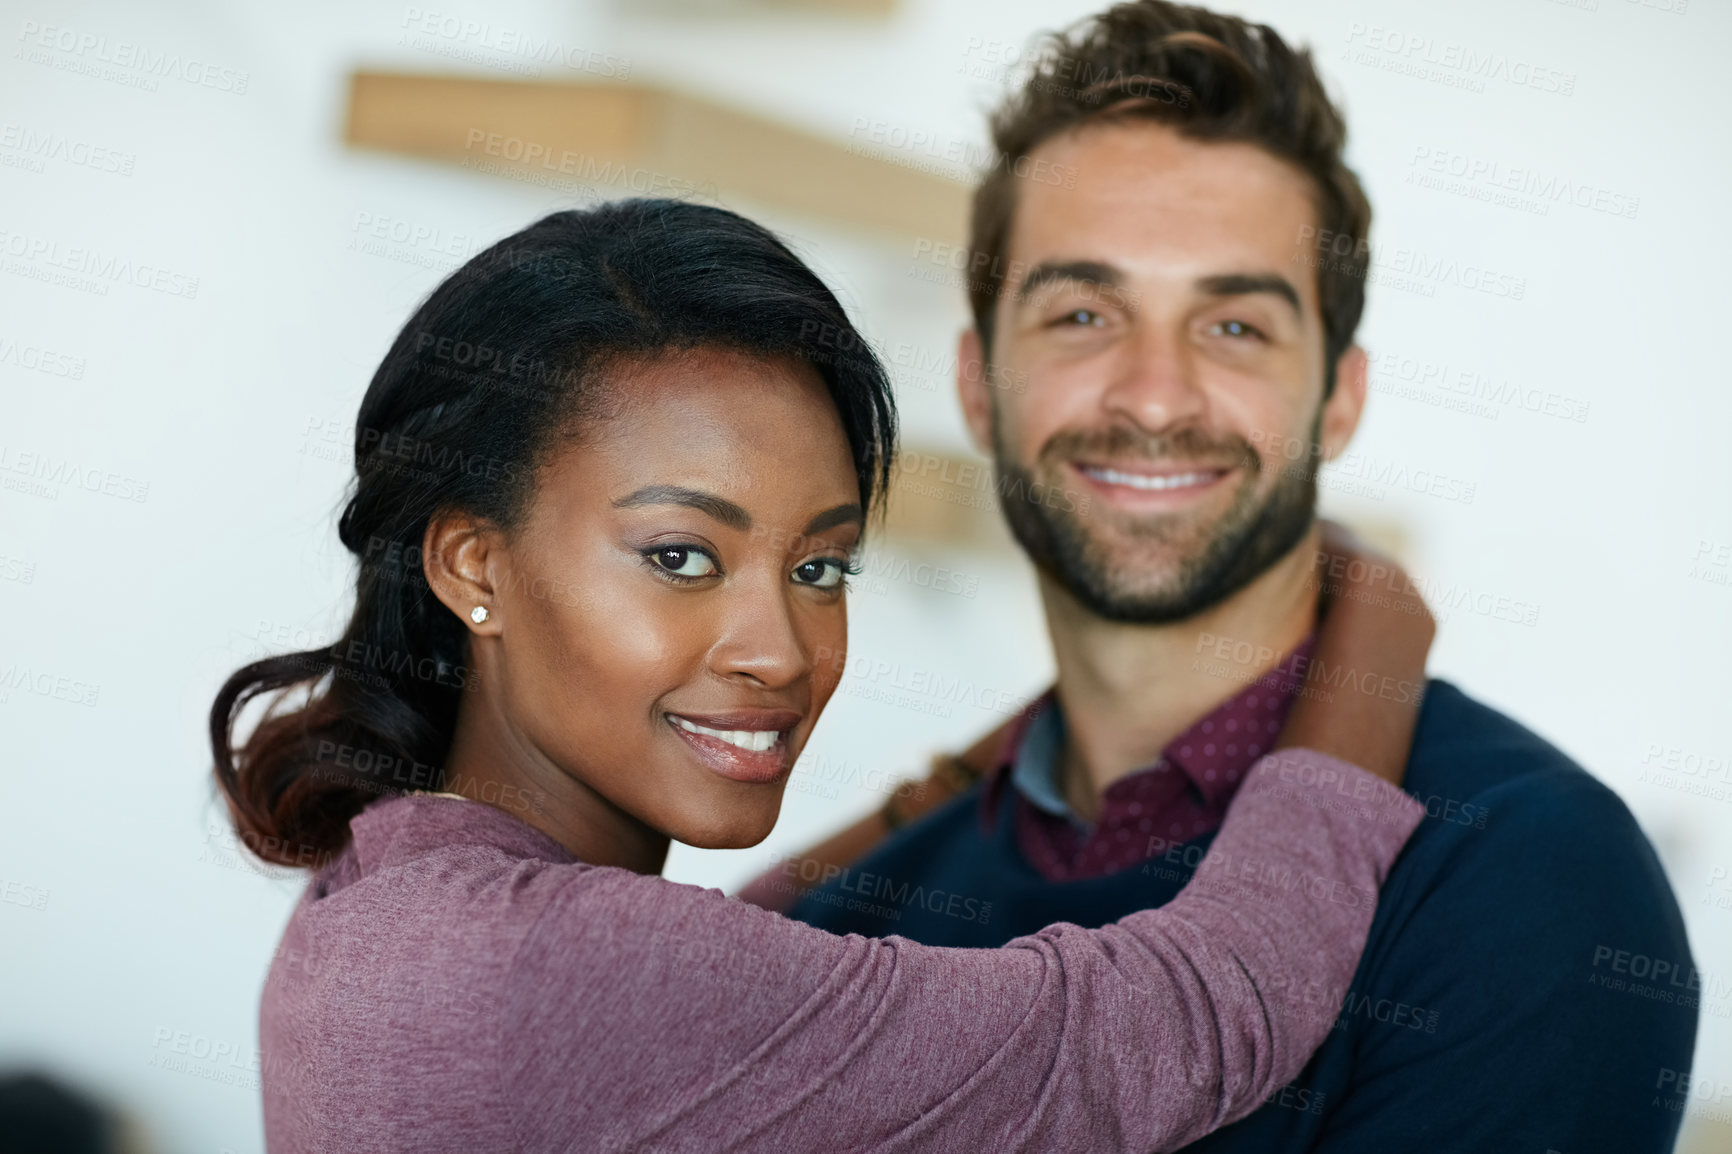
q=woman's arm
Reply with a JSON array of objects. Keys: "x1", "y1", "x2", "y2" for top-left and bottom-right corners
[
  {"x1": 506, "y1": 768, "x2": 1425, "y2": 1151},
  {"x1": 1273, "y1": 521, "x2": 1434, "y2": 780}
]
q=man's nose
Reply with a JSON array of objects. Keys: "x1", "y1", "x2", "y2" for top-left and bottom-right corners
[{"x1": 1098, "y1": 324, "x2": 1207, "y2": 435}]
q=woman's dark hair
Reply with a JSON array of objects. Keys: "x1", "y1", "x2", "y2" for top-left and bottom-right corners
[{"x1": 210, "y1": 198, "x2": 897, "y2": 868}]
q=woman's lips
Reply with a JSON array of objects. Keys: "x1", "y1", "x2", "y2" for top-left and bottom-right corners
[{"x1": 665, "y1": 711, "x2": 799, "y2": 784}]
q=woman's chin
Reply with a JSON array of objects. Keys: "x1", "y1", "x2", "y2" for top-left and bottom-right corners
[{"x1": 666, "y1": 801, "x2": 782, "y2": 851}]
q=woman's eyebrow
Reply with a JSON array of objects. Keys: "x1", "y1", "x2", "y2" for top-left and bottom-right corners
[
  {"x1": 804, "y1": 503, "x2": 863, "y2": 535},
  {"x1": 612, "y1": 485, "x2": 752, "y2": 531}
]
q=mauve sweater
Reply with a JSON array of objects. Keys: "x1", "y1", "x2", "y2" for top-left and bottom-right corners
[{"x1": 259, "y1": 749, "x2": 1424, "y2": 1153}]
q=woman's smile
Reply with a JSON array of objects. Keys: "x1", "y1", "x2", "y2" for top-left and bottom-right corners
[{"x1": 665, "y1": 707, "x2": 805, "y2": 783}]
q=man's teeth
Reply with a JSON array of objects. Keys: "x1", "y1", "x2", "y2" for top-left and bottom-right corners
[
  {"x1": 1084, "y1": 466, "x2": 1215, "y2": 491},
  {"x1": 672, "y1": 717, "x2": 781, "y2": 752}
]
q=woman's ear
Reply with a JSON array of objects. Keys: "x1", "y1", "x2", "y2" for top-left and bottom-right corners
[
  {"x1": 422, "y1": 512, "x2": 504, "y2": 635},
  {"x1": 1318, "y1": 344, "x2": 1369, "y2": 462}
]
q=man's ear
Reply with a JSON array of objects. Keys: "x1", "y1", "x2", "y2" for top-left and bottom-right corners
[
  {"x1": 956, "y1": 327, "x2": 995, "y2": 456},
  {"x1": 1318, "y1": 344, "x2": 1368, "y2": 462},
  {"x1": 422, "y1": 511, "x2": 504, "y2": 635}
]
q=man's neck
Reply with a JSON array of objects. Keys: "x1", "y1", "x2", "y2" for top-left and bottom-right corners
[{"x1": 1042, "y1": 525, "x2": 1321, "y2": 822}]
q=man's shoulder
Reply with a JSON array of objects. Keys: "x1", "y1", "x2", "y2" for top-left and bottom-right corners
[
  {"x1": 1396, "y1": 679, "x2": 1679, "y2": 937},
  {"x1": 1407, "y1": 677, "x2": 1635, "y2": 834}
]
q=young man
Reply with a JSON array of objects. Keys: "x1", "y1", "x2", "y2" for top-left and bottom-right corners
[{"x1": 743, "y1": 3, "x2": 1696, "y2": 1150}]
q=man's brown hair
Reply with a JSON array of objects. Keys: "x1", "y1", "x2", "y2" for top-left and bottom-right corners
[{"x1": 968, "y1": 0, "x2": 1371, "y2": 394}]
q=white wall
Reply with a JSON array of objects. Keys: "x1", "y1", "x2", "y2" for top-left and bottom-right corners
[{"x1": 1, "y1": 0, "x2": 1727, "y2": 1149}]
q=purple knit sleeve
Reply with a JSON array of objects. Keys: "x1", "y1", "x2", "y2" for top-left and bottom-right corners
[{"x1": 500, "y1": 749, "x2": 1425, "y2": 1153}]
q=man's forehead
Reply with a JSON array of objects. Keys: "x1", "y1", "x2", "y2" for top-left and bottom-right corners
[{"x1": 1007, "y1": 122, "x2": 1322, "y2": 291}]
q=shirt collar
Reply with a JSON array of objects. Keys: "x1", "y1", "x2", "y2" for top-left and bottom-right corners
[
  {"x1": 979, "y1": 632, "x2": 1318, "y2": 831},
  {"x1": 978, "y1": 690, "x2": 1054, "y2": 834},
  {"x1": 339, "y1": 792, "x2": 575, "y2": 885}
]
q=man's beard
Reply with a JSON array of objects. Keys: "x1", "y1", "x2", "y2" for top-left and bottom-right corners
[{"x1": 990, "y1": 408, "x2": 1320, "y2": 624}]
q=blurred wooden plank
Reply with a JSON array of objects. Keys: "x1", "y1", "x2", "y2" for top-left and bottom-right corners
[
  {"x1": 344, "y1": 70, "x2": 966, "y2": 242},
  {"x1": 882, "y1": 445, "x2": 1015, "y2": 553}
]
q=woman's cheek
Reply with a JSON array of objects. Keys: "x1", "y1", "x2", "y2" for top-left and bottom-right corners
[{"x1": 807, "y1": 609, "x2": 848, "y2": 712}]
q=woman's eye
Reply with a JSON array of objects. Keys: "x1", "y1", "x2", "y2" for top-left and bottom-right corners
[
  {"x1": 648, "y1": 547, "x2": 718, "y2": 579},
  {"x1": 792, "y1": 558, "x2": 847, "y2": 590}
]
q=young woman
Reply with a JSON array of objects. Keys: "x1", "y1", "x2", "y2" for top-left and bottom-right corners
[{"x1": 211, "y1": 199, "x2": 1430, "y2": 1153}]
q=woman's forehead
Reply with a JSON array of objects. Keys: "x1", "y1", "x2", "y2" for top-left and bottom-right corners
[{"x1": 536, "y1": 348, "x2": 859, "y2": 524}]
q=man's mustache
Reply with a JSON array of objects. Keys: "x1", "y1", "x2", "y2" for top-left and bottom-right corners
[{"x1": 1036, "y1": 426, "x2": 1261, "y2": 474}]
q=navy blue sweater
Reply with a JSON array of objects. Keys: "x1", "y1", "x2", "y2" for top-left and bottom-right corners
[{"x1": 787, "y1": 680, "x2": 1698, "y2": 1152}]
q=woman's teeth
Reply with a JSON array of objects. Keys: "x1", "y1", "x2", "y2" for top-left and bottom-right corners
[
  {"x1": 1083, "y1": 466, "x2": 1215, "y2": 491},
  {"x1": 671, "y1": 717, "x2": 781, "y2": 752}
]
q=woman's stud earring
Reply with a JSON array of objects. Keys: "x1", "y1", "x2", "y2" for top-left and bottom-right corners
[{"x1": 470, "y1": 606, "x2": 489, "y2": 624}]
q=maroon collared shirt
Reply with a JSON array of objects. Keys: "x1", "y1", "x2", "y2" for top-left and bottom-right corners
[{"x1": 981, "y1": 634, "x2": 1319, "y2": 881}]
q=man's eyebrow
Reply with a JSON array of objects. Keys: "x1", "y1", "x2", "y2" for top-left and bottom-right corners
[
  {"x1": 804, "y1": 503, "x2": 863, "y2": 535},
  {"x1": 612, "y1": 485, "x2": 751, "y2": 531},
  {"x1": 1198, "y1": 273, "x2": 1303, "y2": 316},
  {"x1": 1014, "y1": 260, "x2": 1125, "y2": 305}
]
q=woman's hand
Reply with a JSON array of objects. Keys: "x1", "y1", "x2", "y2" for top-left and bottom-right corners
[{"x1": 1273, "y1": 520, "x2": 1436, "y2": 787}]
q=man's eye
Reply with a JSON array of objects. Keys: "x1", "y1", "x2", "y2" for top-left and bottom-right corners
[
  {"x1": 1055, "y1": 309, "x2": 1105, "y2": 328},
  {"x1": 792, "y1": 557, "x2": 850, "y2": 589},
  {"x1": 648, "y1": 547, "x2": 718, "y2": 579},
  {"x1": 1209, "y1": 319, "x2": 1264, "y2": 340}
]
